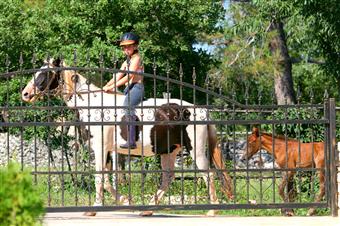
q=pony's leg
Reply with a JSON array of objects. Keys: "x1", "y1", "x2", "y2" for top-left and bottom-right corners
[
  {"x1": 196, "y1": 153, "x2": 219, "y2": 216},
  {"x1": 103, "y1": 152, "x2": 129, "y2": 205},
  {"x1": 140, "y1": 147, "x2": 181, "y2": 216},
  {"x1": 190, "y1": 126, "x2": 219, "y2": 216},
  {"x1": 84, "y1": 140, "x2": 105, "y2": 216},
  {"x1": 279, "y1": 171, "x2": 295, "y2": 216},
  {"x1": 84, "y1": 127, "x2": 126, "y2": 217},
  {"x1": 307, "y1": 162, "x2": 325, "y2": 216},
  {"x1": 102, "y1": 127, "x2": 129, "y2": 205}
]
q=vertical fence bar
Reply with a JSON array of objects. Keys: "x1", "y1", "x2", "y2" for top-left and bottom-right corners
[
  {"x1": 5, "y1": 55, "x2": 10, "y2": 165},
  {"x1": 86, "y1": 50, "x2": 92, "y2": 206},
  {"x1": 337, "y1": 142, "x2": 340, "y2": 217},
  {"x1": 74, "y1": 50, "x2": 79, "y2": 206},
  {"x1": 31, "y1": 53, "x2": 38, "y2": 184},
  {"x1": 19, "y1": 53, "x2": 24, "y2": 171}
]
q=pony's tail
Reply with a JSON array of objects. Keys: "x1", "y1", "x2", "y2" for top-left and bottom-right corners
[{"x1": 207, "y1": 125, "x2": 234, "y2": 200}]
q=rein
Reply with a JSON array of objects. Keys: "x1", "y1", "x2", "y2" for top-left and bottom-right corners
[{"x1": 59, "y1": 84, "x2": 120, "y2": 101}]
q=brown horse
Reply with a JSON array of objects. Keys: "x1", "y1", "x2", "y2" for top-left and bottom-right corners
[{"x1": 240, "y1": 127, "x2": 325, "y2": 216}]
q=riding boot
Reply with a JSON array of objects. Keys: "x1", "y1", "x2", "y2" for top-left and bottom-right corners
[{"x1": 120, "y1": 125, "x2": 137, "y2": 149}]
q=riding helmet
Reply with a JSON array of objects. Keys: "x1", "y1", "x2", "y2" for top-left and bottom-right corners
[{"x1": 119, "y1": 32, "x2": 140, "y2": 46}]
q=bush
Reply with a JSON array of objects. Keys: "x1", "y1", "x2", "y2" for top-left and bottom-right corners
[{"x1": 0, "y1": 163, "x2": 45, "y2": 226}]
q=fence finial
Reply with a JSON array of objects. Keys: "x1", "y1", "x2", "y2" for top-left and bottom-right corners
[
  {"x1": 19, "y1": 52, "x2": 24, "y2": 67},
  {"x1": 192, "y1": 67, "x2": 196, "y2": 86},
  {"x1": 73, "y1": 49, "x2": 77, "y2": 66},
  {"x1": 297, "y1": 86, "x2": 301, "y2": 104}
]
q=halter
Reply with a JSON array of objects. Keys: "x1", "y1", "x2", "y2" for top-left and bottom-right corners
[{"x1": 31, "y1": 68, "x2": 60, "y2": 101}]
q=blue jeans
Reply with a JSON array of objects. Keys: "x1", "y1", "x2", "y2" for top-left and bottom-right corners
[{"x1": 123, "y1": 83, "x2": 144, "y2": 116}]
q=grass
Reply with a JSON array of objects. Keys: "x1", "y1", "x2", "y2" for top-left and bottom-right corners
[{"x1": 30, "y1": 162, "x2": 331, "y2": 216}]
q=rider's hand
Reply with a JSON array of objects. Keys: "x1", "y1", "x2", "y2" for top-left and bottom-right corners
[{"x1": 103, "y1": 85, "x2": 115, "y2": 92}]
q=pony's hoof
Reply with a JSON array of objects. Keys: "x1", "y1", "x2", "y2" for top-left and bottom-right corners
[
  {"x1": 206, "y1": 210, "x2": 217, "y2": 217},
  {"x1": 286, "y1": 211, "x2": 294, "y2": 217},
  {"x1": 281, "y1": 208, "x2": 294, "y2": 216},
  {"x1": 139, "y1": 211, "x2": 154, "y2": 216},
  {"x1": 83, "y1": 212, "x2": 97, "y2": 216},
  {"x1": 307, "y1": 208, "x2": 316, "y2": 216},
  {"x1": 119, "y1": 196, "x2": 130, "y2": 205}
]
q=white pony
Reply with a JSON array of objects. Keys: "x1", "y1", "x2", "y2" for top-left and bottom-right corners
[{"x1": 21, "y1": 58, "x2": 233, "y2": 216}]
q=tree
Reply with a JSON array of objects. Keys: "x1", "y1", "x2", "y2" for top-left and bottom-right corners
[
  {"x1": 211, "y1": 0, "x2": 338, "y2": 105},
  {"x1": 0, "y1": 0, "x2": 225, "y2": 102},
  {"x1": 291, "y1": 0, "x2": 340, "y2": 95}
]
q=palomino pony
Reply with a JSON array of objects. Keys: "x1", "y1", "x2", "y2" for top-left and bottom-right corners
[
  {"x1": 240, "y1": 127, "x2": 325, "y2": 216},
  {"x1": 21, "y1": 58, "x2": 233, "y2": 216}
]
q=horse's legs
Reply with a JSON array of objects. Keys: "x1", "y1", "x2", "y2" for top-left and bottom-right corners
[
  {"x1": 307, "y1": 160, "x2": 325, "y2": 216},
  {"x1": 83, "y1": 143, "x2": 105, "y2": 216},
  {"x1": 195, "y1": 153, "x2": 219, "y2": 216},
  {"x1": 140, "y1": 146, "x2": 181, "y2": 216},
  {"x1": 190, "y1": 126, "x2": 219, "y2": 216},
  {"x1": 279, "y1": 171, "x2": 295, "y2": 216},
  {"x1": 84, "y1": 127, "x2": 128, "y2": 217},
  {"x1": 103, "y1": 152, "x2": 129, "y2": 205},
  {"x1": 102, "y1": 127, "x2": 129, "y2": 205}
]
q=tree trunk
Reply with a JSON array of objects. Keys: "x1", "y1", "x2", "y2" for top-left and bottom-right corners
[{"x1": 269, "y1": 20, "x2": 296, "y2": 105}]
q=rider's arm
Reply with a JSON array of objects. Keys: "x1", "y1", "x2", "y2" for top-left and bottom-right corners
[
  {"x1": 103, "y1": 61, "x2": 127, "y2": 91},
  {"x1": 115, "y1": 55, "x2": 141, "y2": 87}
]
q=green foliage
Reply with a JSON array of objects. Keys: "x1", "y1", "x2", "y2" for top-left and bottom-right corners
[
  {"x1": 291, "y1": 0, "x2": 340, "y2": 79},
  {"x1": 0, "y1": 0, "x2": 224, "y2": 103},
  {"x1": 0, "y1": 77, "x2": 24, "y2": 106},
  {"x1": 0, "y1": 163, "x2": 44, "y2": 226},
  {"x1": 210, "y1": 0, "x2": 339, "y2": 105},
  {"x1": 262, "y1": 108, "x2": 325, "y2": 142},
  {"x1": 0, "y1": 76, "x2": 75, "y2": 144}
]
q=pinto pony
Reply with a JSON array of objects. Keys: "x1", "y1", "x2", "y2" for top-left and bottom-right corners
[
  {"x1": 21, "y1": 58, "x2": 233, "y2": 216},
  {"x1": 240, "y1": 127, "x2": 325, "y2": 216}
]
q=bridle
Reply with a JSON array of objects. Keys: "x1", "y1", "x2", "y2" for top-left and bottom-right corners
[
  {"x1": 30, "y1": 67, "x2": 61, "y2": 101},
  {"x1": 31, "y1": 64, "x2": 121, "y2": 102}
]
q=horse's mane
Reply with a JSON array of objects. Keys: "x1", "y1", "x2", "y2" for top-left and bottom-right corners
[
  {"x1": 60, "y1": 63, "x2": 123, "y2": 95},
  {"x1": 261, "y1": 132, "x2": 298, "y2": 142}
]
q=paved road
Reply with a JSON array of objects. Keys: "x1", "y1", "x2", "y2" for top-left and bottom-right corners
[{"x1": 43, "y1": 212, "x2": 340, "y2": 226}]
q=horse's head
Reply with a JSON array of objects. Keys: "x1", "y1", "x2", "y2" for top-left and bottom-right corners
[
  {"x1": 240, "y1": 127, "x2": 261, "y2": 162},
  {"x1": 21, "y1": 58, "x2": 62, "y2": 103}
]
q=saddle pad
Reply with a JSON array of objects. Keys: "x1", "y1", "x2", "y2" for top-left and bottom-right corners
[{"x1": 115, "y1": 143, "x2": 154, "y2": 157}]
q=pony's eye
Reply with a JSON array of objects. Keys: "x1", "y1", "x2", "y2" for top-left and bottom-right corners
[{"x1": 37, "y1": 85, "x2": 45, "y2": 91}]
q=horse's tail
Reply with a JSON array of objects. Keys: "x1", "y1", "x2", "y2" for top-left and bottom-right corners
[{"x1": 207, "y1": 124, "x2": 234, "y2": 200}]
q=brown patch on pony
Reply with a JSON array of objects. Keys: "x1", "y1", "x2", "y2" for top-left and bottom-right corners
[
  {"x1": 119, "y1": 115, "x2": 141, "y2": 142},
  {"x1": 150, "y1": 103, "x2": 192, "y2": 155}
]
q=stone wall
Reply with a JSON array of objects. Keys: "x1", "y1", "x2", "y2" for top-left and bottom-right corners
[{"x1": 0, "y1": 132, "x2": 85, "y2": 168}]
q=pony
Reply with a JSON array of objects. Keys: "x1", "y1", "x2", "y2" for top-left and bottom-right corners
[
  {"x1": 240, "y1": 127, "x2": 325, "y2": 216},
  {"x1": 21, "y1": 58, "x2": 233, "y2": 216}
]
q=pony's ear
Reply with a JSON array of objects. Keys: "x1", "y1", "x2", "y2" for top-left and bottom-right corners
[
  {"x1": 52, "y1": 58, "x2": 61, "y2": 67},
  {"x1": 248, "y1": 135, "x2": 257, "y2": 143},
  {"x1": 252, "y1": 127, "x2": 259, "y2": 137}
]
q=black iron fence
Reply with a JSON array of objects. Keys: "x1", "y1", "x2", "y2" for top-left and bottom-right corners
[{"x1": 0, "y1": 57, "x2": 338, "y2": 216}]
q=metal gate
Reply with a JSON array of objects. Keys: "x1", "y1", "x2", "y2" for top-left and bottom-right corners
[{"x1": 0, "y1": 56, "x2": 338, "y2": 216}]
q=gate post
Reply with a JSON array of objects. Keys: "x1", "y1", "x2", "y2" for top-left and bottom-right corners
[{"x1": 327, "y1": 98, "x2": 337, "y2": 216}]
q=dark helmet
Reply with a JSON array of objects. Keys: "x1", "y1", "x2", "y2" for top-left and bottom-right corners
[{"x1": 119, "y1": 32, "x2": 139, "y2": 46}]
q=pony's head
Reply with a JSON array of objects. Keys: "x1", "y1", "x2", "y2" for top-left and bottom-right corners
[
  {"x1": 22, "y1": 58, "x2": 62, "y2": 103},
  {"x1": 240, "y1": 127, "x2": 262, "y2": 162}
]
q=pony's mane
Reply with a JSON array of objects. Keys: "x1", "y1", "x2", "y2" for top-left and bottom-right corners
[
  {"x1": 261, "y1": 132, "x2": 298, "y2": 141},
  {"x1": 60, "y1": 62, "x2": 123, "y2": 95}
]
